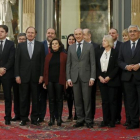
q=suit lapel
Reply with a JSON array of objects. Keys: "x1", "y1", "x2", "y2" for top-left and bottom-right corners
[
  {"x1": 72, "y1": 43, "x2": 78, "y2": 60},
  {"x1": 32, "y1": 41, "x2": 37, "y2": 59},
  {"x1": 107, "y1": 49, "x2": 114, "y2": 70},
  {"x1": 2, "y1": 39, "x2": 8, "y2": 55},
  {"x1": 80, "y1": 41, "x2": 86, "y2": 59},
  {"x1": 133, "y1": 39, "x2": 140, "y2": 58},
  {"x1": 24, "y1": 41, "x2": 31, "y2": 59}
]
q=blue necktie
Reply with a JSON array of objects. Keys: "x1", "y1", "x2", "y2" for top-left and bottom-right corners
[
  {"x1": 132, "y1": 42, "x2": 135, "y2": 57},
  {"x1": 28, "y1": 42, "x2": 32, "y2": 58},
  {"x1": 77, "y1": 43, "x2": 81, "y2": 59}
]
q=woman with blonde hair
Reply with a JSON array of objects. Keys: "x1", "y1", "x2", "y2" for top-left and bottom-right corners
[
  {"x1": 122, "y1": 29, "x2": 129, "y2": 42},
  {"x1": 96, "y1": 35, "x2": 120, "y2": 128}
]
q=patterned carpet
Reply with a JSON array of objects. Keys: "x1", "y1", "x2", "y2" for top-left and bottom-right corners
[{"x1": 0, "y1": 99, "x2": 140, "y2": 140}]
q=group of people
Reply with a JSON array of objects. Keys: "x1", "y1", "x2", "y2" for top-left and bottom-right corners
[{"x1": 0, "y1": 24, "x2": 140, "y2": 130}]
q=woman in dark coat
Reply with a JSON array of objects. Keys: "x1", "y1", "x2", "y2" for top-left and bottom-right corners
[{"x1": 43, "y1": 38, "x2": 67, "y2": 126}]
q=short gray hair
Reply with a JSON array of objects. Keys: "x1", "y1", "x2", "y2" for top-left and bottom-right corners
[
  {"x1": 128, "y1": 25, "x2": 140, "y2": 32},
  {"x1": 17, "y1": 33, "x2": 26, "y2": 39},
  {"x1": 103, "y1": 35, "x2": 114, "y2": 48}
]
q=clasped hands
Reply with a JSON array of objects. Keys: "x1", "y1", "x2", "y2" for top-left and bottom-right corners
[
  {"x1": 126, "y1": 64, "x2": 140, "y2": 71},
  {"x1": 67, "y1": 79, "x2": 94, "y2": 87},
  {"x1": 0, "y1": 67, "x2": 6, "y2": 76},
  {"x1": 16, "y1": 76, "x2": 43, "y2": 84},
  {"x1": 99, "y1": 76, "x2": 110, "y2": 84}
]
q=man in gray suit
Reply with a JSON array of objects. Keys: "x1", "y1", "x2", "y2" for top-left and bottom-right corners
[{"x1": 66, "y1": 28, "x2": 96, "y2": 128}]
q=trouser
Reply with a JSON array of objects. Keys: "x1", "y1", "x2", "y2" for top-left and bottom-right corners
[
  {"x1": 100, "y1": 85, "x2": 118, "y2": 125},
  {"x1": 124, "y1": 75, "x2": 140, "y2": 126},
  {"x1": 66, "y1": 87, "x2": 77, "y2": 118},
  {"x1": 0, "y1": 78, "x2": 12, "y2": 121},
  {"x1": 19, "y1": 81, "x2": 39, "y2": 121},
  {"x1": 38, "y1": 83, "x2": 47, "y2": 119},
  {"x1": 73, "y1": 78, "x2": 92, "y2": 124},
  {"x1": 47, "y1": 82, "x2": 63, "y2": 119}
]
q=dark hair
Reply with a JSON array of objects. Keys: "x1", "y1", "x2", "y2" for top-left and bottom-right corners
[
  {"x1": 110, "y1": 28, "x2": 118, "y2": 33},
  {"x1": 0, "y1": 25, "x2": 8, "y2": 32},
  {"x1": 66, "y1": 34, "x2": 76, "y2": 51},
  {"x1": 17, "y1": 33, "x2": 26, "y2": 39},
  {"x1": 46, "y1": 28, "x2": 56, "y2": 34},
  {"x1": 26, "y1": 26, "x2": 37, "y2": 33},
  {"x1": 50, "y1": 38, "x2": 63, "y2": 52}
]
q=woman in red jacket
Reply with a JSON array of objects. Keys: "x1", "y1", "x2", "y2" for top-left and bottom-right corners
[{"x1": 43, "y1": 38, "x2": 67, "y2": 126}]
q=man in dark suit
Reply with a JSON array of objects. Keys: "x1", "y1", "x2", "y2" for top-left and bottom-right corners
[
  {"x1": 118, "y1": 25, "x2": 140, "y2": 129},
  {"x1": 109, "y1": 28, "x2": 122, "y2": 124},
  {"x1": 0, "y1": 25, "x2": 15, "y2": 125},
  {"x1": 15, "y1": 26, "x2": 45, "y2": 126},
  {"x1": 38, "y1": 28, "x2": 56, "y2": 123},
  {"x1": 66, "y1": 28, "x2": 96, "y2": 128},
  {"x1": 11, "y1": 33, "x2": 28, "y2": 121},
  {"x1": 83, "y1": 28, "x2": 99, "y2": 123}
]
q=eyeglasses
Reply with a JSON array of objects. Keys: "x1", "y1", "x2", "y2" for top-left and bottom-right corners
[{"x1": 128, "y1": 30, "x2": 139, "y2": 33}]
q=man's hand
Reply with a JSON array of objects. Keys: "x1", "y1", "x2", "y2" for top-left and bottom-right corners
[
  {"x1": 0, "y1": 67, "x2": 6, "y2": 76},
  {"x1": 99, "y1": 76, "x2": 106, "y2": 84},
  {"x1": 43, "y1": 83, "x2": 47, "y2": 89},
  {"x1": 104, "y1": 76, "x2": 110, "y2": 83},
  {"x1": 132, "y1": 64, "x2": 140, "y2": 71},
  {"x1": 66, "y1": 81, "x2": 68, "y2": 89},
  {"x1": 89, "y1": 79, "x2": 94, "y2": 86},
  {"x1": 126, "y1": 65, "x2": 134, "y2": 71},
  {"x1": 39, "y1": 76, "x2": 43, "y2": 84},
  {"x1": 16, "y1": 76, "x2": 21, "y2": 84},
  {"x1": 68, "y1": 81, "x2": 73, "y2": 87}
]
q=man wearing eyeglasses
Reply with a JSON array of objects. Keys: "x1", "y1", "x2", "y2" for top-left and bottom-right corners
[
  {"x1": 118, "y1": 25, "x2": 140, "y2": 129},
  {"x1": 11, "y1": 33, "x2": 29, "y2": 122}
]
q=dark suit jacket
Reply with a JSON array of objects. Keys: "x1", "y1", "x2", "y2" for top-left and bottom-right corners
[
  {"x1": 43, "y1": 40, "x2": 49, "y2": 56},
  {"x1": 43, "y1": 52, "x2": 67, "y2": 89},
  {"x1": 15, "y1": 40, "x2": 45, "y2": 83},
  {"x1": 0, "y1": 39, "x2": 15, "y2": 79},
  {"x1": 96, "y1": 48, "x2": 120, "y2": 87},
  {"x1": 118, "y1": 39, "x2": 140, "y2": 81},
  {"x1": 115, "y1": 41, "x2": 122, "y2": 53}
]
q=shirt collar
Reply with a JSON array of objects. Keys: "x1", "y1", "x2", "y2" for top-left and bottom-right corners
[
  {"x1": 27, "y1": 39, "x2": 35, "y2": 44},
  {"x1": 89, "y1": 41, "x2": 91, "y2": 43},
  {"x1": 76, "y1": 40, "x2": 84, "y2": 45},
  {"x1": 114, "y1": 40, "x2": 117, "y2": 46},
  {"x1": 0, "y1": 38, "x2": 6, "y2": 42},
  {"x1": 130, "y1": 39, "x2": 139, "y2": 44}
]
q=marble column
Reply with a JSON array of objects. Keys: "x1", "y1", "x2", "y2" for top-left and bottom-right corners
[
  {"x1": 131, "y1": 0, "x2": 140, "y2": 27},
  {"x1": 22, "y1": 0, "x2": 35, "y2": 32}
]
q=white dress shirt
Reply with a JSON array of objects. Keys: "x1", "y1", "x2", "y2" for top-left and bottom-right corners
[
  {"x1": 130, "y1": 39, "x2": 138, "y2": 49},
  {"x1": 76, "y1": 40, "x2": 84, "y2": 52},
  {"x1": 27, "y1": 39, "x2": 35, "y2": 54},
  {"x1": 100, "y1": 49, "x2": 111, "y2": 72}
]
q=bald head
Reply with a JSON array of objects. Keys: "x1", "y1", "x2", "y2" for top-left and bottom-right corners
[
  {"x1": 83, "y1": 28, "x2": 91, "y2": 42},
  {"x1": 74, "y1": 28, "x2": 83, "y2": 43}
]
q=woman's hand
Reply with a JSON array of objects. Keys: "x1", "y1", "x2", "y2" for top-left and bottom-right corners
[
  {"x1": 43, "y1": 83, "x2": 47, "y2": 89},
  {"x1": 99, "y1": 76, "x2": 106, "y2": 83}
]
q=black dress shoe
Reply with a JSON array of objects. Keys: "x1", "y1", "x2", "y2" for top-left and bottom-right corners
[
  {"x1": 99, "y1": 121, "x2": 108, "y2": 127},
  {"x1": 115, "y1": 120, "x2": 121, "y2": 124},
  {"x1": 37, "y1": 118, "x2": 44, "y2": 123},
  {"x1": 86, "y1": 123, "x2": 93, "y2": 128},
  {"x1": 73, "y1": 122, "x2": 84, "y2": 128},
  {"x1": 5, "y1": 120, "x2": 11, "y2": 125},
  {"x1": 123, "y1": 122, "x2": 130, "y2": 126},
  {"x1": 11, "y1": 116, "x2": 21, "y2": 121},
  {"x1": 126, "y1": 125, "x2": 139, "y2": 129},
  {"x1": 31, "y1": 121, "x2": 40, "y2": 126},
  {"x1": 19, "y1": 121, "x2": 26, "y2": 126}
]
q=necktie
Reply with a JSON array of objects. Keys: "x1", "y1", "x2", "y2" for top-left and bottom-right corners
[
  {"x1": 77, "y1": 43, "x2": 81, "y2": 59},
  {"x1": 28, "y1": 42, "x2": 32, "y2": 58},
  {"x1": 0, "y1": 41, "x2": 3, "y2": 55},
  {"x1": 132, "y1": 42, "x2": 135, "y2": 57}
]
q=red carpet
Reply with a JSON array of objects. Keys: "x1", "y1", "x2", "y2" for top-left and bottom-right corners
[{"x1": 0, "y1": 100, "x2": 139, "y2": 140}]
